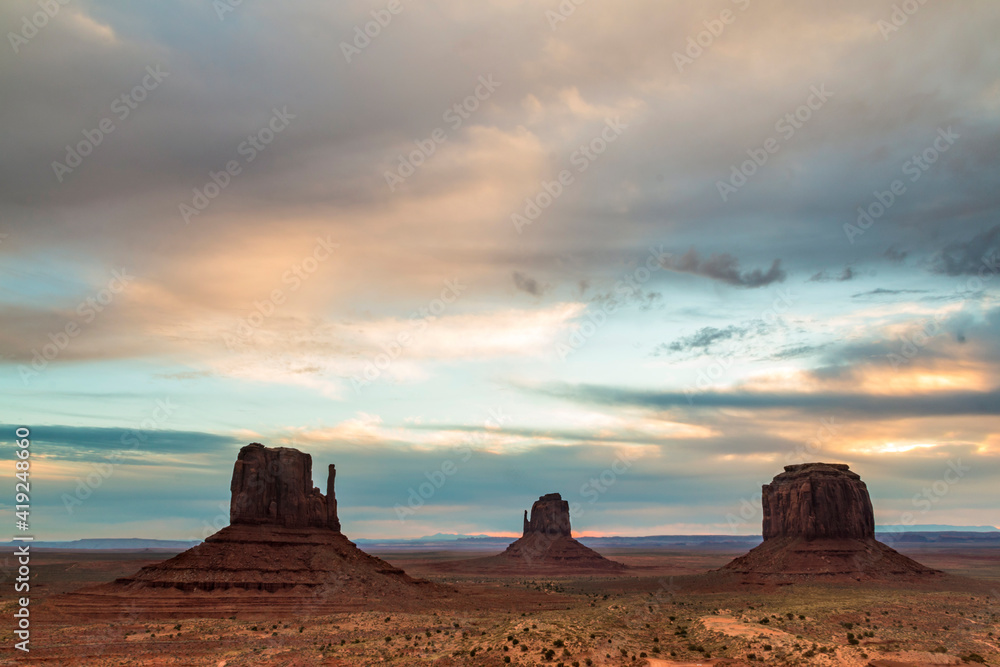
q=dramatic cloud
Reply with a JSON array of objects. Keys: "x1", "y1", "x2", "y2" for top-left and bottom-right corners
[
  {"x1": 512, "y1": 271, "x2": 546, "y2": 296},
  {"x1": 2, "y1": 0, "x2": 999, "y2": 538},
  {"x1": 884, "y1": 247, "x2": 909, "y2": 263},
  {"x1": 852, "y1": 288, "x2": 929, "y2": 298},
  {"x1": 654, "y1": 323, "x2": 766, "y2": 356},
  {"x1": 809, "y1": 267, "x2": 856, "y2": 282},
  {"x1": 0, "y1": 424, "x2": 241, "y2": 459},
  {"x1": 532, "y1": 382, "x2": 1000, "y2": 419},
  {"x1": 930, "y1": 225, "x2": 1000, "y2": 276},
  {"x1": 661, "y1": 249, "x2": 786, "y2": 288}
]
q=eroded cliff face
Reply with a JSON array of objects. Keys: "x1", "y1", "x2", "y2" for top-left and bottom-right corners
[
  {"x1": 720, "y1": 462, "x2": 939, "y2": 581},
  {"x1": 229, "y1": 443, "x2": 340, "y2": 530},
  {"x1": 492, "y1": 492, "x2": 623, "y2": 571},
  {"x1": 83, "y1": 443, "x2": 435, "y2": 610},
  {"x1": 761, "y1": 463, "x2": 875, "y2": 540},
  {"x1": 522, "y1": 493, "x2": 572, "y2": 537}
]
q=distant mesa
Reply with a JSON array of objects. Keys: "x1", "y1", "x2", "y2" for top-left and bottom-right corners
[
  {"x1": 720, "y1": 463, "x2": 941, "y2": 582},
  {"x1": 54, "y1": 444, "x2": 442, "y2": 618}
]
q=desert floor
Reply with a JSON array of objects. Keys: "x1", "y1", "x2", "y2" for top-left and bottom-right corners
[{"x1": 0, "y1": 544, "x2": 997, "y2": 666}]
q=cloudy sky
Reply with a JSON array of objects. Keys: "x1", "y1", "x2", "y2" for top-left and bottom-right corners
[{"x1": 2, "y1": 0, "x2": 998, "y2": 541}]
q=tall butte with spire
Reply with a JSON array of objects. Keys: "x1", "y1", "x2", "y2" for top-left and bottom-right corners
[
  {"x1": 56, "y1": 444, "x2": 440, "y2": 618},
  {"x1": 720, "y1": 463, "x2": 940, "y2": 581}
]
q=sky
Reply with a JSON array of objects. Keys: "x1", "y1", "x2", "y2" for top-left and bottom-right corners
[{"x1": 1, "y1": 0, "x2": 998, "y2": 541}]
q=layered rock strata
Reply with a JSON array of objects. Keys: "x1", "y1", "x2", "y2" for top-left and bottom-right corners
[
  {"x1": 721, "y1": 463, "x2": 939, "y2": 581},
  {"x1": 56, "y1": 444, "x2": 438, "y2": 618}
]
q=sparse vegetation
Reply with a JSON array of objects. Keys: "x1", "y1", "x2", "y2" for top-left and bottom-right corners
[{"x1": 12, "y1": 547, "x2": 999, "y2": 665}]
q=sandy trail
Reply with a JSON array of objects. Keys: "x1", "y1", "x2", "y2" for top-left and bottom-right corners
[{"x1": 699, "y1": 615, "x2": 796, "y2": 642}]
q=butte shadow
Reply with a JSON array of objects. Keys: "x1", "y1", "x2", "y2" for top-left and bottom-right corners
[{"x1": 710, "y1": 463, "x2": 941, "y2": 585}]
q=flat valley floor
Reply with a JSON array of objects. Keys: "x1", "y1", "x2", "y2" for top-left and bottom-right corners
[{"x1": 0, "y1": 544, "x2": 997, "y2": 666}]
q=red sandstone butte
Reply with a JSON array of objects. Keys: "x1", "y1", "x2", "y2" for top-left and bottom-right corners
[
  {"x1": 51, "y1": 444, "x2": 441, "y2": 619},
  {"x1": 229, "y1": 443, "x2": 340, "y2": 531},
  {"x1": 721, "y1": 463, "x2": 940, "y2": 581},
  {"x1": 455, "y1": 493, "x2": 625, "y2": 573}
]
